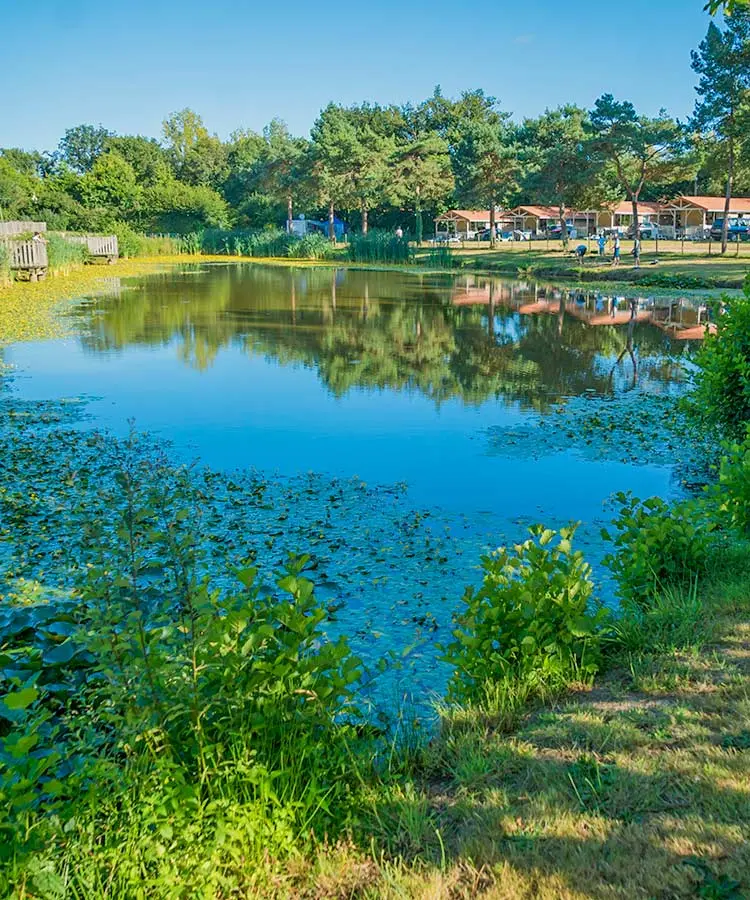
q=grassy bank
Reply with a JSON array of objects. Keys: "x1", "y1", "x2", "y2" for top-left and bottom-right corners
[
  {"x1": 414, "y1": 242, "x2": 750, "y2": 290},
  {"x1": 1, "y1": 254, "x2": 749, "y2": 899}
]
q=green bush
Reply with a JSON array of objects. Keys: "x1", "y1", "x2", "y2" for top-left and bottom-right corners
[
  {"x1": 347, "y1": 229, "x2": 412, "y2": 264},
  {"x1": 0, "y1": 434, "x2": 368, "y2": 889},
  {"x1": 602, "y1": 493, "x2": 713, "y2": 604},
  {"x1": 691, "y1": 280, "x2": 750, "y2": 439},
  {"x1": 110, "y1": 222, "x2": 182, "y2": 257},
  {"x1": 443, "y1": 525, "x2": 609, "y2": 703},
  {"x1": 712, "y1": 428, "x2": 750, "y2": 535},
  {"x1": 46, "y1": 233, "x2": 87, "y2": 272}
]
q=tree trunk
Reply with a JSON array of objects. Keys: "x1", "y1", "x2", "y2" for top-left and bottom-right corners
[
  {"x1": 362, "y1": 206, "x2": 368, "y2": 235},
  {"x1": 559, "y1": 202, "x2": 568, "y2": 250},
  {"x1": 489, "y1": 206, "x2": 497, "y2": 250},
  {"x1": 415, "y1": 186, "x2": 423, "y2": 245},
  {"x1": 721, "y1": 138, "x2": 734, "y2": 256},
  {"x1": 328, "y1": 201, "x2": 335, "y2": 242},
  {"x1": 287, "y1": 194, "x2": 293, "y2": 234},
  {"x1": 631, "y1": 195, "x2": 640, "y2": 240}
]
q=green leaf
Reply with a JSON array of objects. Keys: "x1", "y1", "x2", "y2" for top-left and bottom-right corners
[{"x1": 2, "y1": 687, "x2": 39, "y2": 710}]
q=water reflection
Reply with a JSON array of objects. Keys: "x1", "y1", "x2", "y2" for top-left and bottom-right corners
[{"x1": 74, "y1": 265, "x2": 697, "y2": 411}]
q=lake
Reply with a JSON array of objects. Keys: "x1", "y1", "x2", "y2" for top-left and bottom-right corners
[{"x1": 4, "y1": 263, "x2": 702, "y2": 711}]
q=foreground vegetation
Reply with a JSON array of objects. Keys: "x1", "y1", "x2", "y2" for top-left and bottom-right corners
[{"x1": 1, "y1": 276, "x2": 749, "y2": 897}]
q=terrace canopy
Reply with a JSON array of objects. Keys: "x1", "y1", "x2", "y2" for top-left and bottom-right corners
[{"x1": 661, "y1": 195, "x2": 750, "y2": 236}]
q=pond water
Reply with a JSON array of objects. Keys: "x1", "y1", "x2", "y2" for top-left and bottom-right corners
[{"x1": 4, "y1": 263, "x2": 702, "y2": 712}]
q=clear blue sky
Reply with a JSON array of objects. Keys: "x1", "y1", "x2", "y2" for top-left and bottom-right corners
[{"x1": 4, "y1": 0, "x2": 712, "y2": 152}]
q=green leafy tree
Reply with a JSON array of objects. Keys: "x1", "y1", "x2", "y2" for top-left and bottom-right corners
[
  {"x1": 691, "y1": 11, "x2": 750, "y2": 253},
  {"x1": 0, "y1": 158, "x2": 38, "y2": 219},
  {"x1": 78, "y1": 152, "x2": 141, "y2": 214},
  {"x1": 311, "y1": 104, "x2": 395, "y2": 235},
  {"x1": 251, "y1": 120, "x2": 310, "y2": 232},
  {"x1": 58, "y1": 124, "x2": 112, "y2": 173},
  {"x1": 105, "y1": 135, "x2": 172, "y2": 186},
  {"x1": 452, "y1": 109, "x2": 520, "y2": 248},
  {"x1": 520, "y1": 106, "x2": 610, "y2": 248},
  {"x1": 587, "y1": 95, "x2": 692, "y2": 239},
  {"x1": 162, "y1": 109, "x2": 209, "y2": 165},
  {"x1": 391, "y1": 109, "x2": 454, "y2": 243},
  {"x1": 141, "y1": 177, "x2": 229, "y2": 232}
]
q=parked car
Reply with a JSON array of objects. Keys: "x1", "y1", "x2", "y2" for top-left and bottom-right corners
[
  {"x1": 709, "y1": 218, "x2": 749, "y2": 241},
  {"x1": 627, "y1": 223, "x2": 661, "y2": 239},
  {"x1": 547, "y1": 224, "x2": 577, "y2": 239},
  {"x1": 513, "y1": 230, "x2": 532, "y2": 241},
  {"x1": 476, "y1": 228, "x2": 514, "y2": 241},
  {"x1": 430, "y1": 232, "x2": 463, "y2": 244}
]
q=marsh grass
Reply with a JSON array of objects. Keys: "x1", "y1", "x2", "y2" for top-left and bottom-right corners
[{"x1": 347, "y1": 230, "x2": 413, "y2": 264}]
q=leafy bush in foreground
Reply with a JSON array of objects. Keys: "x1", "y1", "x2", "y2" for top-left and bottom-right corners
[
  {"x1": 713, "y1": 428, "x2": 750, "y2": 535},
  {"x1": 603, "y1": 493, "x2": 713, "y2": 604},
  {"x1": 0, "y1": 432, "x2": 367, "y2": 893},
  {"x1": 691, "y1": 281, "x2": 750, "y2": 439},
  {"x1": 444, "y1": 525, "x2": 608, "y2": 702}
]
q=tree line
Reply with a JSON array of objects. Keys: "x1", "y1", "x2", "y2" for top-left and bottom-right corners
[{"x1": 1, "y1": 10, "x2": 749, "y2": 253}]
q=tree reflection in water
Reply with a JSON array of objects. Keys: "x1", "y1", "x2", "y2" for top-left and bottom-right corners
[{"x1": 74, "y1": 265, "x2": 698, "y2": 411}]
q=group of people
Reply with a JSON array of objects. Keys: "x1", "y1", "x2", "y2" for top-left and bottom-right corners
[{"x1": 595, "y1": 232, "x2": 641, "y2": 268}]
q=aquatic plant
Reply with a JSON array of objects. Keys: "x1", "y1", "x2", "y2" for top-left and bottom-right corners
[
  {"x1": 347, "y1": 229, "x2": 413, "y2": 264},
  {"x1": 46, "y1": 233, "x2": 87, "y2": 273}
]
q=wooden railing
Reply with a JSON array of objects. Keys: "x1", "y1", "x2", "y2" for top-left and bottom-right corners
[
  {"x1": 66, "y1": 234, "x2": 119, "y2": 258},
  {"x1": 9, "y1": 240, "x2": 48, "y2": 270},
  {"x1": 0, "y1": 221, "x2": 47, "y2": 237}
]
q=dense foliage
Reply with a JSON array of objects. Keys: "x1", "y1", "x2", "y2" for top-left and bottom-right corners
[
  {"x1": 692, "y1": 280, "x2": 750, "y2": 438},
  {"x1": 602, "y1": 493, "x2": 713, "y2": 603},
  {"x1": 444, "y1": 526, "x2": 609, "y2": 702},
  {"x1": 2, "y1": 16, "x2": 750, "y2": 244}
]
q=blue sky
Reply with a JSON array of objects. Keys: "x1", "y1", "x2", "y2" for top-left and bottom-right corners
[{"x1": 4, "y1": 0, "x2": 712, "y2": 152}]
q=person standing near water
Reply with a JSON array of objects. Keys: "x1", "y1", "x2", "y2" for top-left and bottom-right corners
[
  {"x1": 598, "y1": 233, "x2": 606, "y2": 257},
  {"x1": 632, "y1": 237, "x2": 641, "y2": 268}
]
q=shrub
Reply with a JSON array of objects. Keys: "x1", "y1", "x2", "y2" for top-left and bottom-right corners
[
  {"x1": 111, "y1": 222, "x2": 182, "y2": 257},
  {"x1": 0, "y1": 433, "x2": 368, "y2": 887},
  {"x1": 691, "y1": 280, "x2": 750, "y2": 439},
  {"x1": 347, "y1": 229, "x2": 412, "y2": 264},
  {"x1": 712, "y1": 427, "x2": 750, "y2": 535},
  {"x1": 602, "y1": 493, "x2": 713, "y2": 604},
  {"x1": 443, "y1": 525, "x2": 609, "y2": 703}
]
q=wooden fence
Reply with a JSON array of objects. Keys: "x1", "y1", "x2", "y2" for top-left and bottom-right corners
[
  {"x1": 66, "y1": 234, "x2": 119, "y2": 259},
  {"x1": 0, "y1": 221, "x2": 47, "y2": 237},
  {"x1": 7, "y1": 240, "x2": 48, "y2": 279}
]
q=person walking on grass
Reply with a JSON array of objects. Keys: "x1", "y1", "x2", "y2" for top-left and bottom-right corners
[
  {"x1": 632, "y1": 237, "x2": 641, "y2": 269},
  {"x1": 598, "y1": 233, "x2": 606, "y2": 257},
  {"x1": 612, "y1": 233, "x2": 621, "y2": 266}
]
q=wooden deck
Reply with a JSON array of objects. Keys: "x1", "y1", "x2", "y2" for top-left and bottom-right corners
[
  {"x1": 8, "y1": 240, "x2": 48, "y2": 280},
  {"x1": 66, "y1": 234, "x2": 119, "y2": 263}
]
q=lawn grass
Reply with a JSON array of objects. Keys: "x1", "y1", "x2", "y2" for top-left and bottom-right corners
[
  {"x1": 275, "y1": 554, "x2": 750, "y2": 899},
  {"x1": 415, "y1": 240, "x2": 750, "y2": 289}
]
